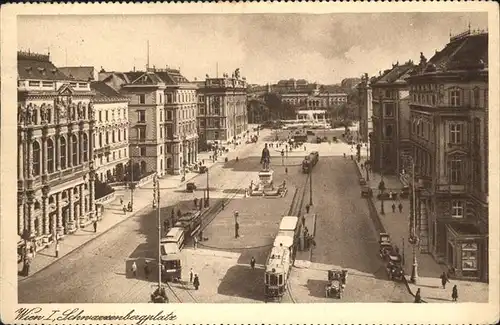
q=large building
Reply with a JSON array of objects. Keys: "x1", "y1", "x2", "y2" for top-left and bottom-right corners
[
  {"x1": 406, "y1": 29, "x2": 489, "y2": 281},
  {"x1": 17, "y1": 51, "x2": 97, "y2": 259},
  {"x1": 198, "y1": 70, "x2": 248, "y2": 145},
  {"x1": 90, "y1": 81, "x2": 130, "y2": 183},
  {"x1": 99, "y1": 67, "x2": 199, "y2": 176},
  {"x1": 370, "y1": 61, "x2": 415, "y2": 174}
]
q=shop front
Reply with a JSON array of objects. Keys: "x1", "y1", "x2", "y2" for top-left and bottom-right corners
[{"x1": 446, "y1": 222, "x2": 487, "y2": 281}]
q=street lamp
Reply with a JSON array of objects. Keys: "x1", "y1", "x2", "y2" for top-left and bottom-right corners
[
  {"x1": 205, "y1": 168, "x2": 210, "y2": 207},
  {"x1": 378, "y1": 177, "x2": 385, "y2": 215},
  {"x1": 309, "y1": 161, "x2": 313, "y2": 206},
  {"x1": 153, "y1": 174, "x2": 164, "y2": 296},
  {"x1": 402, "y1": 154, "x2": 419, "y2": 284},
  {"x1": 129, "y1": 145, "x2": 139, "y2": 211}
]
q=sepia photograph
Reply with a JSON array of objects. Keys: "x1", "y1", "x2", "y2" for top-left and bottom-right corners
[{"x1": 1, "y1": 2, "x2": 499, "y2": 324}]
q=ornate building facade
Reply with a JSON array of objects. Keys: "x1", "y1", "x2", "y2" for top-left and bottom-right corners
[
  {"x1": 90, "y1": 81, "x2": 130, "y2": 182},
  {"x1": 370, "y1": 61, "x2": 415, "y2": 174},
  {"x1": 198, "y1": 70, "x2": 248, "y2": 145},
  {"x1": 357, "y1": 73, "x2": 373, "y2": 143},
  {"x1": 17, "y1": 51, "x2": 96, "y2": 257},
  {"x1": 406, "y1": 30, "x2": 489, "y2": 281}
]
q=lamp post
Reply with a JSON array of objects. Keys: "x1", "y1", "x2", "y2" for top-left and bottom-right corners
[
  {"x1": 153, "y1": 174, "x2": 163, "y2": 291},
  {"x1": 129, "y1": 158, "x2": 135, "y2": 211},
  {"x1": 205, "y1": 168, "x2": 210, "y2": 207},
  {"x1": 378, "y1": 176, "x2": 385, "y2": 215},
  {"x1": 402, "y1": 154, "x2": 419, "y2": 284},
  {"x1": 309, "y1": 161, "x2": 313, "y2": 206}
]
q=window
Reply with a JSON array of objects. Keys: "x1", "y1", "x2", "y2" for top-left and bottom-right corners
[
  {"x1": 160, "y1": 146, "x2": 163, "y2": 155},
  {"x1": 47, "y1": 139, "x2": 54, "y2": 173},
  {"x1": 449, "y1": 123, "x2": 462, "y2": 144},
  {"x1": 105, "y1": 111, "x2": 109, "y2": 121},
  {"x1": 385, "y1": 125, "x2": 393, "y2": 138},
  {"x1": 99, "y1": 111, "x2": 102, "y2": 122},
  {"x1": 139, "y1": 94, "x2": 146, "y2": 104},
  {"x1": 384, "y1": 103, "x2": 394, "y2": 117},
  {"x1": 167, "y1": 110, "x2": 173, "y2": 121},
  {"x1": 137, "y1": 110, "x2": 146, "y2": 123},
  {"x1": 385, "y1": 90, "x2": 391, "y2": 98},
  {"x1": 484, "y1": 89, "x2": 488, "y2": 108},
  {"x1": 167, "y1": 144, "x2": 172, "y2": 153},
  {"x1": 32, "y1": 141, "x2": 41, "y2": 176},
  {"x1": 473, "y1": 87, "x2": 480, "y2": 108},
  {"x1": 42, "y1": 81, "x2": 53, "y2": 88},
  {"x1": 137, "y1": 126, "x2": 146, "y2": 140},
  {"x1": 451, "y1": 201, "x2": 464, "y2": 218},
  {"x1": 449, "y1": 159, "x2": 462, "y2": 184},
  {"x1": 99, "y1": 133, "x2": 103, "y2": 147},
  {"x1": 140, "y1": 147, "x2": 146, "y2": 157},
  {"x1": 106, "y1": 132, "x2": 109, "y2": 145},
  {"x1": 166, "y1": 93, "x2": 172, "y2": 103},
  {"x1": 71, "y1": 135, "x2": 78, "y2": 166},
  {"x1": 166, "y1": 126, "x2": 173, "y2": 138},
  {"x1": 29, "y1": 81, "x2": 40, "y2": 87},
  {"x1": 461, "y1": 243, "x2": 478, "y2": 271},
  {"x1": 60, "y1": 137, "x2": 67, "y2": 169},
  {"x1": 82, "y1": 134, "x2": 88, "y2": 162},
  {"x1": 112, "y1": 131, "x2": 116, "y2": 143},
  {"x1": 450, "y1": 88, "x2": 461, "y2": 107},
  {"x1": 159, "y1": 93, "x2": 163, "y2": 104}
]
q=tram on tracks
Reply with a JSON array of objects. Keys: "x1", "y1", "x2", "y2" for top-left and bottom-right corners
[{"x1": 265, "y1": 215, "x2": 301, "y2": 302}]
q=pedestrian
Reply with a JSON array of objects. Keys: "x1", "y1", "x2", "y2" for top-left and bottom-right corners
[
  {"x1": 222, "y1": 202, "x2": 225, "y2": 210},
  {"x1": 177, "y1": 209, "x2": 182, "y2": 219},
  {"x1": 360, "y1": 163, "x2": 364, "y2": 170},
  {"x1": 304, "y1": 145, "x2": 306, "y2": 151},
  {"x1": 55, "y1": 241, "x2": 60, "y2": 258},
  {"x1": 144, "y1": 260, "x2": 151, "y2": 280},
  {"x1": 194, "y1": 197, "x2": 198, "y2": 208},
  {"x1": 398, "y1": 202, "x2": 403, "y2": 213},
  {"x1": 123, "y1": 206, "x2": 127, "y2": 214},
  {"x1": 120, "y1": 197, "x2": 124, "y2": 206},
  {"x1": 392, "y1": 203, "x2": 396, "y2": 213},
  {"x1": 235, "y1": 222, "x2": 240, "y2": 238},
  {"x1": 389, "y1": 191, "x2": 393, "y2": 200},
  {"x1": 189, "y1": 268, "x2": 194, "y2": 283},
  {"x1": 451, "y1": 285, "x2": 458, "y2": 302},
  {"x1": 302, "y1": 215, "x2": 305, "y2": 226},
  {"x1": 93, "y1": 220, "x2": 98, "y2": 233},
  {"x1": 250, "y1": 256, "x2": 256, "y2": 270},
  {"x1": 131, "y1": 261, "x2": 137, "y2": 277},
  {"x1": 128, "y1": 202, "x2": 132, "y2": 211},
  {"x1": 193, "y1": 274, "x2": 200, "y2": 290},
  {"x1": 305, "y1": 204, "x2": 310, "y2": 214},
  {"x1": 30, "y1": 246, "x2": 36, "y2": 258},
  {"x1": 414, "y1": 288, "x2": 422, "y2": 303},
  {"x1": 163, "y1": 220, "x2": 168, "y2": 232},
  {"x1": 193, "y1": 235, "x2": 198, "y2": 249},
  {"x1": 440, "y1": 271, "x2": 450, "y2": 289},
  {"x1": 24, "y1": 259, "x2": 31, "y2": 276}
]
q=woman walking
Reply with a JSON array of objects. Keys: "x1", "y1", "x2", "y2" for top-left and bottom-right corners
[{"x1": 451, "y1": 285, "x2": 458, "y2": 302}]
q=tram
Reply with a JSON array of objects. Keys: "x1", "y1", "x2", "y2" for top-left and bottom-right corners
[
  {"x1": 264, "y1": 245, "x2": 292, "y2": 302},
  {"x1": 161, "y1": 252, "x2": 182, "y2": 282}
]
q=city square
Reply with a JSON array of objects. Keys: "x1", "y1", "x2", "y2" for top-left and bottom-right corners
[{"x1": 10, "y1": 9, "x2": 491, "y2": 309}]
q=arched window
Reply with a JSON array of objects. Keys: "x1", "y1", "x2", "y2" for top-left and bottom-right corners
[
  {"x1": 60, "y1": 137, "x2": 67, "y2": 169},
  {"x1": 99, "y1": 132, "x2": 103, "y2": 147},
  {"x1": 47, "y1": 138, "x2": 54, "y2": 173},
  {"x1": 385, "y1": 125, "x2": 393, "y2": 138},
  {"x1": 32, "y1": 141, "x2": 41, "y2": 176},
  {"x1": 72, "y1": 135, "x2": 78, "y2": 166},
  {"x1": 449, "y1": 87, "x2": 462, "y2": 107},
  {"x1": 82, "y1": 133, "x2": 88, "y2": 162}
]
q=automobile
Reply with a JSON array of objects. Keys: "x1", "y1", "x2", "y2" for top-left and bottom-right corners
[
  {"x1": 198, "y1": 166, "x2": 207, "y2": 174},
  {"x1": 377, "y1": 192, "x2": 391, "y2": 200},
  {"x1": 361, "y1": 186, "x2": 373, "y2": 198},
  {"x1": 186, "y1": 182, "x2": 197, "y2": 193},
  {"x1": 306, "y1": 130, "x2": 315, "y2": 136},
  {"x1": 316, "y1": 137, "x2": 322, "y2": 143},
  {"x1": 400, "y1": 185, "x2": 410, "y2": 199},
  {"x1": 359, "y1": 177, "x2": 367, "y2": 186}
]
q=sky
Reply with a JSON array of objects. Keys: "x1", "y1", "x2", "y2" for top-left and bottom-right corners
[{"x1": 18, "y1": 13, "x2": 488, "y2": 85}]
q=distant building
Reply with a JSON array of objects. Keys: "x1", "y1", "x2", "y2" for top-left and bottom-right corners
[
  {"x1": 406, "y1": 29, "x2": 489, "y2": 281},
  {"x1": 90, "y1": 81, "x2": 130, "y2": 183},
  {"x1": 59, "y1": 66, "x2": 98, "y2": 82},
  {"x1": 198, "y1": 71, "x2": 248, "y2": 145},
  {"x1": 17, "y1": 51, "x2": 96, "y2": 259},
  {"x1": 370, "y1": 61, "x2": 415, "y2": 174},
  {"x1": 357, "y1": 74, "x2": 373, "y2": 143},
  {"x1": 341, "y1": 77, "x2": 362, "y2": 90}
]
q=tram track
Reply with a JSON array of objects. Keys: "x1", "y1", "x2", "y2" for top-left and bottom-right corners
[{"x1": 164, "y1": 280, "x2": 198, "y2": 303}]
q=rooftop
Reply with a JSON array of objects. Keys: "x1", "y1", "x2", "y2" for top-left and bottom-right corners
[
  {"x1": 90, "y1": 81, "x2": 128, "y2": 102},
  {"x1": 59, "y1": 66, "x2": 96, "y2": 81},
  {"x1": 18, "y1": 51, "x2": 69, "y2": 81}
]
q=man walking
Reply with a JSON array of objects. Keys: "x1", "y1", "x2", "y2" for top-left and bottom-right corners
[
  {"x1": 392, "y1": 203, "x2": 396, "y2": 213},
  {"x1": 440, "y1": 271, "x2": 450, "y2": 289},
  {"x1": 144, "y1": 260, "x2": 151, "y2": 280},
  {"x1": 451, "y1": 285, "x2": 458, "y2": 302},
  {"x1": 189, "y1": 268, "x2": 194, "y2": 283},
  {"x1": 398, "y1": 202, "x2": 403, "y2": 213},
  {"x1": 55, "y1": 241, "x2": 60, "y2": 258},
  {"x1": 193, "y1": 235, "x2": 198, "y2": 249},
  {"x1": 193, "y1": 274, "x2": 200, "y2": 290},
  {"x1": 250, "y1": 257, "x2": 256, "y2": 270},
  {"x1": 120, "y1": 197, "x2": 124, "y2": 206},
  {"x1": 93, "y1": 220, "x2": 98, "y2": 233}
]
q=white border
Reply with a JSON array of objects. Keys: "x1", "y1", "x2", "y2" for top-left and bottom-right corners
[{"x1": 1, "y1": 2, "x2": 499, "y2": 324}]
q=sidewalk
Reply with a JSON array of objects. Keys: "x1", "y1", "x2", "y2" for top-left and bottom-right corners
[
  {"x1": 353, "y1": 156, "x2": 488, "y2": 302},
  {"x1": 18, "y1": 132, "x2": 263, "y2": 280}
]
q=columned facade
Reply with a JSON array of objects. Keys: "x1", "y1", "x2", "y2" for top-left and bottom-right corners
[{"x1": 17, "y1": 51, "x2": 96, "y2": 259}]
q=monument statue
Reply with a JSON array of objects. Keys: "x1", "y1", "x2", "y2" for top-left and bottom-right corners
[{"x1": 260, "y1": 143, "x2": 271, "y2": 170}]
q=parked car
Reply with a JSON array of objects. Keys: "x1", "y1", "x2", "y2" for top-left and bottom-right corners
[
  {"x1": 359, "y1": 177, "x2": 367, "y2": 186},
  {"x1": 186, "y1": 182, "x2": 197, "y2": 193},
  {"x1": 399, "y1": 185, "x2": 410, "y2": 199},
  {"x1": 377, "y1": 192, "x2": 391, "y2": 200},
  {"x1": 199, "y1": 166, "x2": 207, "y2": 174},
  {"x1": 361, "y1": 186, "x2": 373, "y2": 198}
]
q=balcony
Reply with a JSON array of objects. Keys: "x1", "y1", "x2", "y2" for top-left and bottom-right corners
[{"x1": 435, "y1": 184, "x2": 466, "y2": 194}]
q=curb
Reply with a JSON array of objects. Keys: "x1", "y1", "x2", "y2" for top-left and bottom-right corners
[
  {"x1": 19, "y1": 201, "x2": 152, "y2": 281},
  {"x1": 402, "y1": 275, "x2": 427, "y2": 303},
  {"x1": 308, "y1": 213, "x2": 317, "y2": 261}
]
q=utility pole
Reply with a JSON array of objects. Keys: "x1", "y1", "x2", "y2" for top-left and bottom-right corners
[
  {"x1": 155, "y1": 174, "x2": 162, "y2": 290},
  {"x1": 130, "y1": 159, "x2": 134, "y2": 211},
  {"x1": 205, "y1": 169, "x2": 210, "y2": 207},
  {"x1": 309, "y1": 162, "x2": 313, "y2": 206}
]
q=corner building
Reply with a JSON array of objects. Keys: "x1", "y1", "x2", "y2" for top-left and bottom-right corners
[
  {"x1": 407, "y1": 30, "x2": 489, "y2": 281},
  {"x1": 198, "y1": 74, "x2": 248, "y2": 145},
  {"x1": 17, "y1": 52, "x2": 96, "y2": 257}
]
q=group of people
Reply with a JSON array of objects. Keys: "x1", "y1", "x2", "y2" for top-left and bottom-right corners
[
  {"x1": 414, "y1": 272, "x2": 459, "y2": 303},
  {"x1": 120, "y1": 198, "x2": 133, "y2": 214}
]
